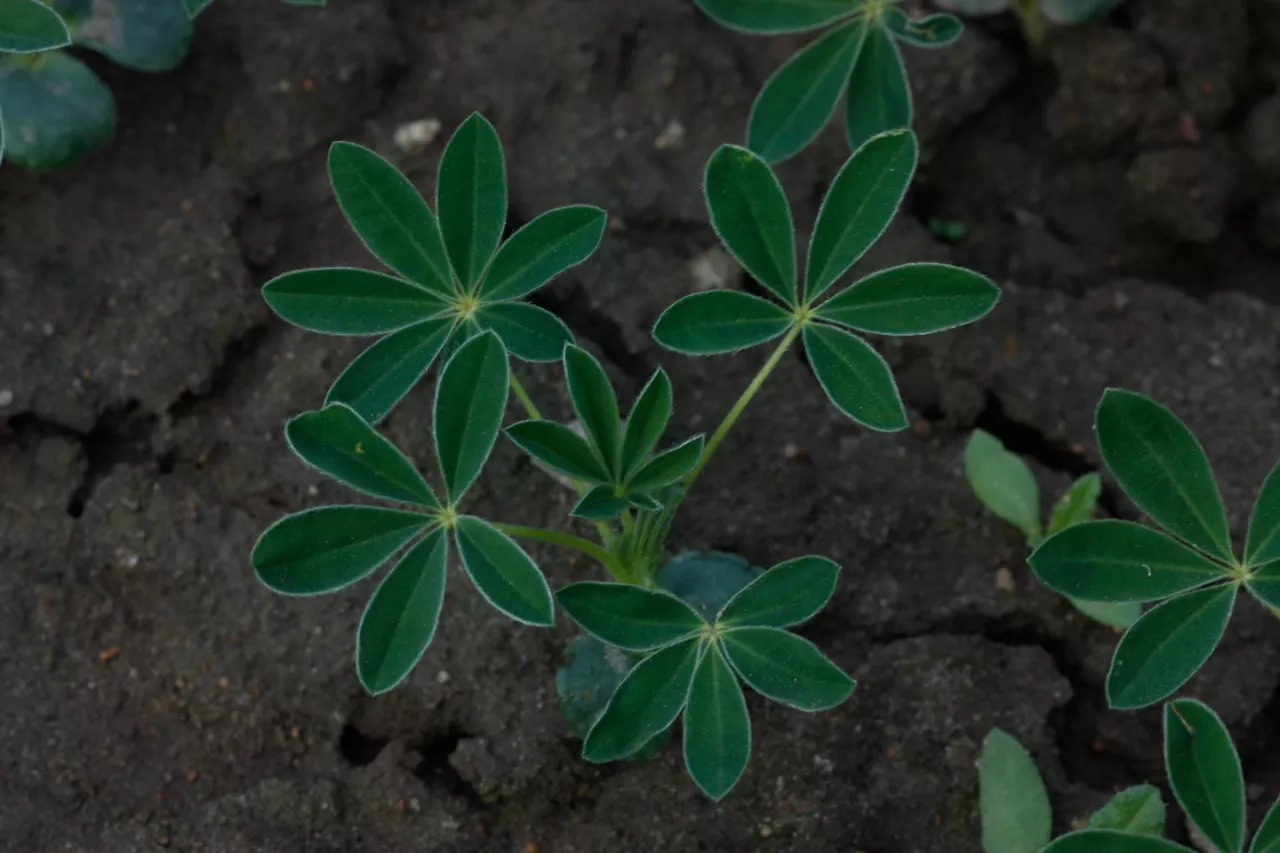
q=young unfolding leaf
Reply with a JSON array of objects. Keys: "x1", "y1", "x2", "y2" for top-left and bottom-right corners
[
  {"x1": 1049, "y1": 472, "x2": 1102, "y2": 536},
  {"x1": 473, "y1": 302, "x2": 573, "y2": 362},
  {"x1": 653, "y1": 290, "x2": 794, "y2": 355},
  {"x1": 0, "y1": 0, "x2": 71, "y2": 53},
  {"x1": 720, "y1": 627, "x2": 853, "y2": 711},
  {"x1": 803, "y1": 323, "x2": 907, "y2": 431},
  {"x1": 564, "y1": 344, "x2": 622, "y2": 476},
  {"x1": 263, "y1": 268, "x2": 449, "y2": 335},
  {"x1": 1254, "y1": 796, "x2": 1280, "y2": 853},
  {"x1": 684, "y1": 643, "x2": 751, "y2": 800},
  {"x1": 506, "y1": 420, "x2": 611, "y2": 483},
  {"x1": 1246, "y1": 460, "x2": 1280, "y2": 567},
  {"x1": 979, "y1": 728, "x2": 1052, "y2": 853},
  {"x1": 814, "y1": 263, "x2": 1000, "y2": 335},
  {"x1": 479, "y1": 205, "x2": 606, "y2": 301},
  {"x1": 1247, "y1": 560, "x2": 1280, "y2": 611},
  {"x1": 570, "y1": 484, "x2": 631, "y2": 520},
  {"x1": 453, "y1": 515, "x2": 554, "y2": 626},
  {"x1": 693, "y1": 0, "x2": 857, "y2": 34},
  {"x1": 965, "y1": 429, "x2": 1043, "y2": 546},
  {"x1": 704, "y1": 145, "x2": 797, "y2": 305},
  {"x1": 325, "y1": 316, "x2": 455, "y2": 424},
  {"x1": 433, "y1": 331, "x2": 509, "y2": 504},
  {"x1": 1042, "y1": 831, "x2": 1194, "y2": 853},
  {"x1": 583, "y1": 638, "x2": 701, "y2": 762},
  {"x1": 1164, "y1": 699, "x2": 1246, "y2": 853},
  {"x1": 885, "y1": 8, "x2": 963, "y2": 47},
  {"x1": 1088, "y1": 784, "x2": 1165, "y2": 836},
  {"x1": 557, "y1": 582, "x2": 706, "y2": 651},
  {"x1": 0, "y1": 52, "x2": 115, "y2": 171},
  {"x1": 718, "y1": 555, "x2": 840, "y2": 628},
  {"x1": 436, "y1": 113, "x2": 507, "y2": 290},
  {"x1": 621, "y1": 369, "x2": 673, "y2": 481},
  {"x1": 626, "y1": 435, "x2": 704, "y2": 492},
  {"x1": 844, "y1": 23, "x2": 912, "y2": 152}
]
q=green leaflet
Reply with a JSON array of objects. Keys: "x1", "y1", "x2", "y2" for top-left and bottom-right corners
[
  {"x1": 263, "y1": 268, "x2": 450, "y2": 335},
  {"x1": 1246, "y1": 560, "x2": 1280, "y2": 610},
  {"x1": 0, "y1": 0, "x2": 71, "y2": 52},
  {"x1": 844, "y1": 22, "x2": 912, "y2": 152},
  {"x1": 620, "y1": 369, "x2": 673, "y2": 482},
  {"x1": 704, "y1": 145, "x2": 797, "y2": 305},
  {"x1": 453, "y1": 515, "x2": 554, "y2": 626},
  {"x1": 1029, "y1": 520, "x2": 1230, "y2": 603},
  {"x1": 252, "y1": 506, "x2": 430, "y2": 596},
  {"x1": 627, "y1": 436, "x2": 704, "y2": 492},
  {"x1": 1254, "y1": 795, "x2": 1280, "y2": 853},
  {"x1": 885, "y1": 8, "x2": 963, "y2": 47},
  {"x1": 583, "y1": 637, "x2": 701, "y2": 762},
  {"x1": 564, "y1": 344, "x2": 623, "y2": 477},
  {"x1": 693, "y1": 0, "x2": 857, "y2": 34},
  {"x1": 356, "y1": 529, "x2": 448, "y2": 695},
  {"x1": 815, "y1": 263, "x2": 1000, "y2": 335},
  {"x1": 684, "y1": 643, "x2": 751, "y2": 800},
  {"x1": 626, "y1": 491, "x2": 664, "y2": 512},
  {"x1": 285, "y1": 404, "x2": 438, "y2": 507},
  {"x1": 437, "y1": 113, "x2": 507, "y2": 290},
  {"x1": 1164, "y1": 699, "x2": 1246, "y2": 853},
  {"x1": 59, "y1": 0, "x2": 193, "y2": 72},
  {"x1": 659, "y1": 551, "x2": 764, "y2": 622},
  {"x1": 1096, "y1": 389, "x2": 1233, "y2": 564},
  {"x1": 1107, "y1": 583, "x2": 1237, "y2": 710},
  {"x1": 570, "y1": 484, "x2": 630, "y2": 520},
  {"x1": 1072, "y1": 599, "x2": 1142, "y2": 630},
  {"x1": 473, "y1": 301, "x2": 573, "y2": 362},
  {"x1": 803, "y1": 322, "x2": 907, "y2": 431},
  {"x1": 556, "y1": 582, "x2": 706, "y2": 651},
  {"x1": 718, "y1": 555, "x2": 840, "y2": 628},
  {"x1": 328, "y1": 141, "x2": 455, "y2": 299},
  {"x1": 964, "y1": 429, "x2": 1043, "y2": 546},
  {"x1": 652, "y1": 291, "x2": 794, "y2": 355},
  {"x1": 325, "y1": 316, "x2": 455, "y2": 425},
  {"x1": 506, "y1": 419, "x2": 611, "y2": 483},
  {"x1": 183, "y1": 0, "x2": 217, "y2": 15},
  {"x1": 1049, "y1": 472, "x2": 1103, "y2": 536},
  {"x1": 478, "y1": 205, "x2": 606, "y2": 301},
  {"x1": 720, "y1": 627, "x2": 853, "y2": 711},
  {"x1": 1043, "y1": 830, "x2": 1195, "y2": 853},
  {"x1": 805, "y1": 129, "x2": 917, "y2": 302},
  {"x1": 555, "y1": 635, "x2": 670, "y2": 761},
  {"x1": 1246, "y1": 460, "x2": 1280, "y2": 567},
  {"x1": 0, "y1": 52, "x2": 114, "y2": 171},
  {"x1": 747, "y1": 20, "x2": 865, "y2": 164},
  {"x1": 1088, "y1": 785, "x2": 1166, "y2": 836},
  {"x1": 979, "y1": 728, "x2": 1052, "y2": 853},
  {"x1": 433, "y1": 330, "x2": 509, "y2": 504}
]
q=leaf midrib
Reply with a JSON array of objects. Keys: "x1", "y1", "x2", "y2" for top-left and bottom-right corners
[
  {"x1": 757, "y1": 21, "x2": 863, "y2": 156},
  {"x1": 810, "y1": 327, "x2": 895, "y2": 412},
  {"x1": 443, "y1": 341, "x2": 501, "y2": 499},
  {"x1": 459, "y1": 521, "x2": 540, "y2": 612},
  {"x1": 346, "y1": 160, "x2": 450, "y2": 293},
  {"x1": 1113, "y1": 585, "x2": 1232, "y2": 703},
  {"x1": 485, "y1": 216, "x2": 595, "y2": 299}
]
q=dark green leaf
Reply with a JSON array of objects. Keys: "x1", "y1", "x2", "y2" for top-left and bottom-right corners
[
  {"x1": 1246, "y1": 559, "x2": 1280, "y2": 611},
  {"x1": 184, "y1": 0, "x2": 217, "y2": 17},
  {"x1": 1043, "y1": 830, "x2": 1195, "y2": 853},
  {"x1": 626, "y1": 491, "x2": 664, "y2": 511},
  {"x1": 1089, "y1": 785, "x2": 1165, "y2": 836},
  {"x1": 583, "y1": 637, "x2": 701, "y2": 763},
  {"x1": 1246, "y1": 460, "x2": 1280, "y2": 567},
  {"x1": 328, "y1": 141, "x2": 455, "y2": 299},
  {"x1": 474, "y1": 301, "x2": 572, "y2": 362},
  {"x1": 814, "y1": 263, "x2": 999, "y2": 335},
  {"x1": 506, "y1": 419, "x2": 610, "y2": 483},
  {"x1": 325, "y1": 316, "x2": 455, "y2": 424},
  {"x1": 747, "y1": 20, "x2": 865, "y2": 164},
  {"x1": 564, "y1": 344, "x2": 622, "y2": 478},
  {"x1": 704, "y1": 145, "x2": 797, "y2": 305},
  {"x1": 718, "y1": 555, "x2": 839, "y2": 627},
  {"x1": 436, "y1": 113, "x2": 506, "y2": 290},
  {"x1": 627, "y1": 436, "x2": 704, "y2": 491},
  {"x1": 1097, "y1": 389, "x2": 1233, "y2": 563},
  {"x1": 285, "y1": 404, "x2": 437, "y2": 507},
  {"x1": 804, "y1": 129, "x2": 917, "y2": 302},
  {"x1": 659, "y1": 551, "x2": 764, "y2": 622},
  {"x1": 1164, "y1": 698, "x2": 1245, "y2": 853},
  {"x1": 478, "y1": 205, "x2": 606, "y2": 301},
  {"x1": 803, "y1": 323, "x2": 906, "y2": 431},
  {"x1": 1072, "y1": 598, "x2": 1143, "y2": 630},
  {"x1": 1030, "y1": 520, "x2": 1231, "y2": 603},
  {"x1": 693, "y1": 0, "x2": 857, "y2": 33},
  {"x1": 844, "y1": 24, "x2": 912, "y2": 152},
  {"x1": 557, "y1": 582, "x2": 706, "y2": 651},
  {"x1": 979, "y1": 728, "x2": 1052, "y2": 853},
  {"x1": 1253, "y1": 795, "x2": 1280, "y2": 853},
  {"x1": 0, "y1": 53, "x2": 114, "y2": 171},
  {"x1": 356, "y1": 529, "x2": 448, "y2": 694},
  {"x1": 252, "y1": 506, "x2": 430, "y2": 596},
  {"x1": 621, "y1": 369, "x2": 673, "y2": 482},
  {"x1": 653, "y1": 291, "x2": 795, "y2": 355},
  {"x1": 570, "y1": 484, "x2": 630, "y2": 520},
  {"x1": 60, "y1": 0, "x2": 192, "y2": 71},
  {"x1": 721, "y1": 626, "x2": 853, "y2": 710},
  {"x1": 556, "y1": 634, "x2": 670, "y2": 761},
  {"x1": 1049, "y1": 472, "x2": 1103, "y2": 536},
  {"x1": 1106, "y1": 583, "x2": 1237, "y2": 710},
  {"x1": 964, "y1": 429, "x2": 1043, "y2": 546},
  {"x1": 684, "y1": 643, "x2": 751, "y2": 800},
  {"x1": 0, "y1": 0, "x2": 71, "y2": 52},
  {"x1": 433, "y1": 330, "x2": 509, "y2": 503},
  {"x1": 885, "y1": 8, "x2": 963, "y2": 47},
  {"x1": 263, "y1": 268, "x2": 450, "y2": 335},
  {"x1": 453, "y1": 515, "x2": 553, "y2": 626}
]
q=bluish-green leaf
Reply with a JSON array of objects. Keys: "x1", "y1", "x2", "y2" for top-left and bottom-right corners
[
  {"x1": 1097, "y1": 389, "x2": 1233, "y2": 563},
  {"x1": 653, "y1": 291, "x2": 794, "y2": 355},
  {"x1": 263, "y1": 268, "x2": 450, "y2": 335},
  {"x1": 684, "y1": 643, "x2": 751, "y2": 800},
  {"x1": 660, "y1": 551, "x2": 764, "y2": 622},
  {"x1": 506, "y1": 419, "x2": 610, "y2": 483},
  {"x1": 1043, "y1": 830, "x2": 1195, "y2": 853},
  {"x1": 325, "y1": 316, "x2": 455, "y2": 424},
  {"x1": 1106, "y1": 583, "x2": 1237, "y2": 710},
  {"x1": 1253, "y1": 795, "x2": 1280, "y2": 853},
  {"x1": 1246, "y1": 459, "x2": 1280, "y2": 567},
  {"x1": 1088, "y1": 785, "x2": 1166, "y2": 836},
  {"x1": 556, "y1": 634, "x2": 670, "y2": 761},
  {"x1": 805, "y1": 129, "x2": 917, "y2": 302},
  {"x1": 478, "y1": 205, "x2": 606, "y2": 301},
  {"x1": 474, "y1": 301, "x2": 572, "y2": 362},
  {"x1": 815, "y1": 263, "x2": 999, "y2": 335},
  {"x1": 252, "y1": 507, "x2": 430, "y2": 596},
  {"x1": 718, "y1": 555, "x2": 839, "y2": 627},
  {"x1": 59, "y1": 0, "x2": 193, "y2": 72},
  {"x1": 1165, "y1": 699, "x2": 1245, "y2": 853},
  {"x1": 721, "y1": 627, "x2": 853, "y2": 711},
  {"x1": 844, "y1": 23, "x2": 913, "y2": 152},
  {"x1": 747, "y1": 20, "x2": 865, "y2": 164},
  {"x1": 356, "y1": 529, "x2": 448, "y2": 694},
  {"x1": 803, "y1": 322, "x2": 906, "y2": 431},
  {"x1": 704, "y1": 145, "x2": 797, "y2": 305},
  {"x1": 964, "y1": 429, "x2": 1043, "y2": 546},
  {"x1": 437, "y1": 113, "x2": 506, "y2": 290},
  {"x1": 979, "y1": 728, "x2": 1052, "y2": 853},
  {"x1": 285, "y1": 404, "x2": 437, "y2": 507},
  {"x1": 583, "y1": 637, "x2": 701, "y2": 762},
  {"x1": 557, "y1": 582, "x2": 706, "y2": 651},
  {"x1": 626, "y1": 491, "x2": 664, "y2": 512},
  {"x1": 621, "y1": 369, "x2": 673, "y2": 482},
  {"x1": 570, "y1": 484, "x2": 630, "y2": 520},
  {"x1": 453, "y1": 515, "x2": 553, "y2": 626},
  {"x1": 564, "y1": 344, "x2": 622, "y2": 477},
  {"x1": 885, "y1": 8, "x2": 963, "y2": 47},
  {"x1": 1246, "y1": 559, "x2": 1280, "y2": 611},
  {"x1": 627, "y1": 435, "x2": 704, "y2": 491},
  {"x1": 433, "y1": 330, "x2": 509, "y2": 503},
  {"x1": 1049, "y1": 472, "x2": 1103, "y2": 536},
  {"x1": 693, "y1": 0, "x2": 857, "y2": 33},
  {"x1": 328, "y1": 141, "x2": 455, "y2": 299},
  {"x1": 0, "y1": 53, "x2": 114, "y2": 171},
  {"x1": 0, "y1": 0, "x2": 71, "y2": 52}
]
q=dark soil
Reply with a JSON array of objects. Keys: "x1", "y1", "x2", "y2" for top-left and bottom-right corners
[{"x1": 3, "y1": 0, "x2": 1279, "y2": 850}]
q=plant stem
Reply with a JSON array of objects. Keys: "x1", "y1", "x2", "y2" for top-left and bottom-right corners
[
  {"x1": 492, "y1": 522, "x2": 630, "y2": 582},
  {"x1": 509, "y1": 374, "x2": 543, "y2": 420}
]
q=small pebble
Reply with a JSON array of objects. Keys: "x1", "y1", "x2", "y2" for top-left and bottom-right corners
[
  {"x1": 436, "y1": 670, "x2": 451, "y2": 684},
  {"x1": 654, "y1": 119, "x2": 685, "y2": 150},
  {"x1": 394, "y1": 118, "x2": 443, "y2": 155},
  {"x1": 0, "y1": 389, "x2": 13, "y2": 407},
  {"x1": 995, "y1": 567, "x2": 1016, "y2": 593}
]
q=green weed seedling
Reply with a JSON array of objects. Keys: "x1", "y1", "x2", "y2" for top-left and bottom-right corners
[
  {"x1": 1030, "y1": 390, "x2": 1280, "y2": 710},
  {"x1": 964, "y1": 429, "x2": 1140, "y2": 629},
  {"x1": 937, "y1": 0, "x2": 1121, "y2": 49},
  {"x1": 253, "y1": 113, "x2": 1000, "y2": 798},
  {"x1": 694, "y1": 0, "x2": 963, "y2": 163}
]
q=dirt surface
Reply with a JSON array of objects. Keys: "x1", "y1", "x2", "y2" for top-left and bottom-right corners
[{"x1": 3, "y1": 0, "x2": 1280, "y2": 850}]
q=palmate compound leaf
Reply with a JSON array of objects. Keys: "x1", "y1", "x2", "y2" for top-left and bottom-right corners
[
  {"x1": 437, "y1": 113, "x2": 507, "y2": 291},
  {"x1": 262, "y1": 268, "x2": 450, "y2": 335},
  {"x1": 1164, "y1": 699, "x2": 1246, "y2": 853},
  {"x1": 884, "y1": 8, "x2": 963, "y2": 47},
  {"x1": 477, "y1": 204, "x2": 607, "y2": 302},
  {"x1": 719, "y1": 627, "x2": 853, "y2": 711},
  {"x1": 704, "y1": 145, "x2": 797, "y2": 305},
  {"x1": 0, "y1": 0, "x2": 71, "y2": 53},
  {"x1": 564, "y1": 344, "x2": 623, "y2": 479},
  {"x1": 802, "y1": 322, "x2": 907, "y2": 431},
  {"x1": 684, "y1": 642, "x2": 751, "y2": 800},
  {"x1": 652, "y1": 290, "x2": 794, "y2": 355},
  {"x1": 556, "y1": 582, "x2": 706, "y2": 651},
  {"x1": 583, "y1": 637, "x2": 701, "y2": 763},
  {"x1": 844, "y1": 22, "x2": 912, "y2": 154},
  {"x1": 717, "y1": 555, "x2": 840, "y2": 628},
  {"x1": 814, "y1": 263, "x2": 1000, "y2": 335},
  {"x1": 979, "y1": 728, "x2": 1052, "y2": 853},
  {"x1": 620, "y1": 369, "x2": 673, "y2": 482},
  {"x1": 433, "y1": 330, "x2": 509, "y2": 504},
  {"x1": 324, "y1": 315, "x2": 455, "y2": 425},
  {"x1": 693, "y1": 0, "x2": 858, "y2": 34},
  {"x1": 1043, "y1": 830, "x2": 1195, "y2": 853},
  {"x1": 453, "y1": 515, "x2": 554, "y2": 626},
  {"x1": 964, "y1": 429, "x2": 1043, "y2": 546},
  {"x1": 1246, "y1": 459, "x2": 1280, "y2": 567},
  {"x1": 1088, "y1": 784, "x2": 1166, "y2": 836}
]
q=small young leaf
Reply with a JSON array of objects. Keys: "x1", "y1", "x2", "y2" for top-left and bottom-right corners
[
  {"x1": 1096, "y1": 389, "x2": 1233, "y2": 564},
  {"x1": 1246, "y1": 559, "x2": 1280, "y2": 611},
  {"x1": 885, "y1": 9, "x2": 964, "y2": 47},
  {"x1": 564, "y1": 344, "x2": 622, "y2": 477},
  {"x1": 704, "y1": 145, "x2": 797, "y2": 305},
  {"x1": 979, "y1": 728, "x2": 1052, "y2": 853},
  {"x1": 803, "y1": 323, "x2": 907, "y2": 431},
  {"x1": 1049, "y1": 472, "x2": 1103, "y2": 536},
  {"x1": 67, "y1": 0, "x2": 193, "y2": 72},
  {"x1": 626, "y1": 491, "x2": 665, "y2": 512},
  {"x1": 0, "y1": 0, "x2": 71, "y2": 53},
  {"x1": 285, "y1": 404, "x2": 438, "y2": 507},
  {"x1": 437, "y1": 114, "x2": 507, "y2": 290},
  {"x1": 478, "y1": 205, "x2": 606, "y2": 301},
  {"x1": 720, "y1": 627, "x2": 854, "y2": 711},
  {"x1": 453, "y1": 515, "x2": 554, "y2": 626},
  {"x1": 747, "y1": 20, "x2": 866, "y2": 164},
  {"x1": 964, "y1": 429, "x2": 1043, "y2": 546},
  {"x1": 1030, "y1": 520, "x2": 1231, "y2": 603},
  {"x1": 473, "y1": 302, "x2": 573, "y2": 362},
  {"x1": 1253, "y1": 795, "x2": 1280, "y2": 853},
  {"x1": 652, "y1": 291, "x2": 795, "y2": 355},
  {"x1": 1088, "y1": 785, "x2": 1166, "y2": 836},
  {"x1": 433, "y1": 331, "x2": 509, "y2": 504},
  {"x1": 583, "y1": 637, "x2": 701, "y2": 762},
  {"x1": 506, "y1": 420, "x2": 611, "y2": 483},
  {"x1": 356, "y1": 529, "x2": 449, "y2": 694},
  {"x1": 557, "y1": 582, "x2": 706, "y2": 651},
  {"x1": 684, "y1": 643, "x2": 751, "y2": 800},
  {"x1": 263, "y1": 268, "x2": 450, "y2": 335},
  {"x1": 570, "y1": 484, "x2": 630, "y2": 520},
  {"x1": 252, "y1": 507, "x2": 430, "y2": 596},
  {"x1": 621, "y1": 369, "x2": 673, "y2": 482},
  {"x1": 627, "y1": 435, "x2": 704, "y2": 492},
  {"x1": 1164, "y1": 699, "x2": 1246, "y2": 853},
  {"x1": 814, "y1": 263, "x2": 1000, "y2": 335},
  {"x1": 325, "y1": 316, "x2": 455, "y2": 424},
  {"x1": 1246, "y1": 460, "x2": 1280, "y2": 567},
  {"x1": 718, "y1": 555, "x2": 839, "y2": 628},
  {"x1": 0, "y1": 52, "x2": 115, "y2": 171},
  {"x1": 1106, "y1": 583, "x2": 1237, "y2": 710},
  {"x1": 805, "y1": 129, "x2": 918, "y2": 302},
  {"x1": 844, "y1": 23, "x2": 913, "y2": 152},
  {"x1": 1071, "y1": 598, "x2": 1142, "y2": 630},
  {"x1": 328, "y1": 142, "x2": 455, "y2": 299},
  {"x1": 693, "y1": 0, "x2": 857, "y2": 34},
  {"x1": 1042, "y1": 830, "x2": 1196, "y2": 853}
]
